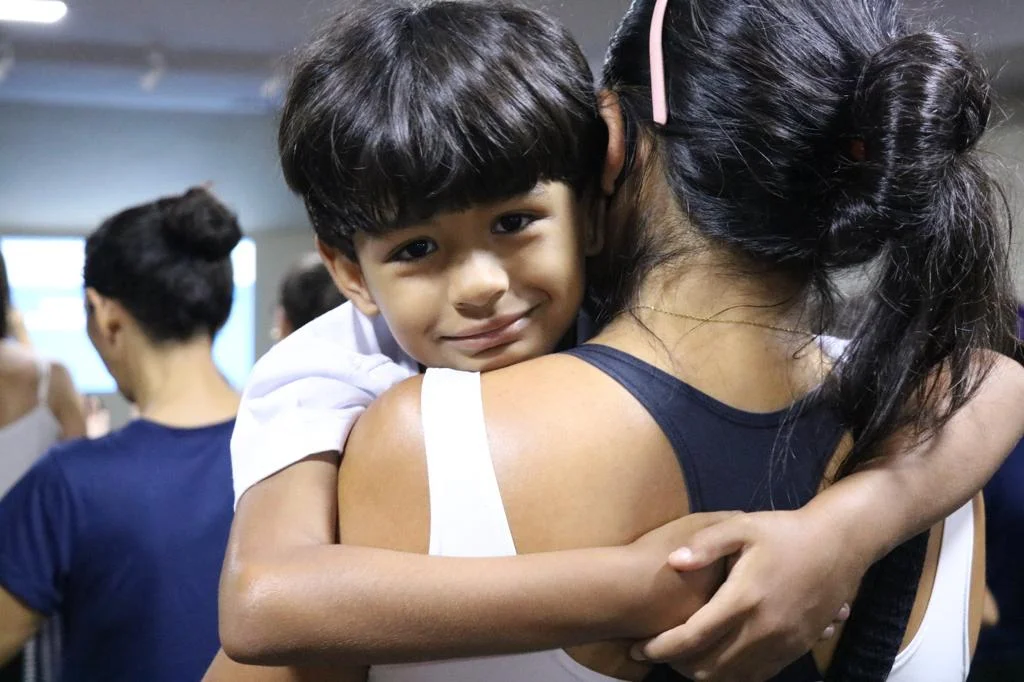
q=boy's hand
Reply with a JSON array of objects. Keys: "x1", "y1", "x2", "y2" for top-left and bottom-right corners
[
  {"x1": 635, "y1": 509, "x2": 860, "y2": 682},
  {"x1": 617, "y1": 513, "x2": 735, "y2": 638}
]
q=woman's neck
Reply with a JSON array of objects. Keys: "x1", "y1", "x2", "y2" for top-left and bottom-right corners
[
  {"x1": 597, "y1": 252, "x2": 828, "y2": 413},
  {"x1": 129, "y1": 337, "x2": 239, "y2": 428}
]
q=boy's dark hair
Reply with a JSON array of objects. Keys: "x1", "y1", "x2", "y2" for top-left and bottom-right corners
[
  {"x1": 279, "y1": 253, "x2": 346, "y2": 331},
  {"x1": 279, "y1": 0, "x2": 607, "y2": 258},
  {"x1": 85, "y1": 188, "x2": 242, "y2": 343}
]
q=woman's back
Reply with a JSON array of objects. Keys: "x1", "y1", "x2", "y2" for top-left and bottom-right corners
[
  {"x1": 0, "y1": 418, "x2": 235, "y2": 682},
  {"x1": 341, "y1": 319, "x2": 982, "y2": 681},
  {"x1": 341, "y1": 319, "x2": 838, "y2": 680},
  {"x1": 0, "y1": 187, "x2": 243, "y2": 682}
]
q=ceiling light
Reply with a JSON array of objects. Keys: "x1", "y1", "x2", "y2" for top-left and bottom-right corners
[{"x1": 0, "y1": 1, "x2": 68, "y2": 24}]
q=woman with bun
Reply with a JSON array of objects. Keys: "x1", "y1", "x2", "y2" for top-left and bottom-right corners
[
  {"x1": 0, "y1": 188, "x2": 242, "y2": 682},
  {"x1": 213, "y1": 1, "x2": 1023, "y2": 681}
]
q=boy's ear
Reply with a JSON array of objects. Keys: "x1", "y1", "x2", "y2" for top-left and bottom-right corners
[
  {"x1": 598, "y1": 89, "x2": 626, "y2": 196},
  {"x1": 316, "y1": 238, "x2": 380, "y2": 317}
]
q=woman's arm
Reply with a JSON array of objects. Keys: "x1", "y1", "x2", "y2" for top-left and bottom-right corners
[
  {"x1": 0, "y1": 587, "x2": 42, "y2": 668},
  {"x1": 47, "y1": 362, "x2": 86, "y2": 440},
  {"x1": 635, "y1": 353, "x2": 1024, "y2": 682}
]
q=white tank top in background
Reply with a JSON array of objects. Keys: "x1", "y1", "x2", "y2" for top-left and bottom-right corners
[
  {"x1": 0, "y1": 359, "x2": 61, "y2": 498},
  {"x1": 369, "y1": 367, "x2": 976, "y2": 682},
  {"x1": 369, "y1": 369, "x2": 624, "y2": 682},
  {"x1": 0, "y1": 358, "x2": 63, "y2": 682}
]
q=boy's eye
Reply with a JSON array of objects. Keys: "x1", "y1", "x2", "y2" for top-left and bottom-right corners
[
  {"x1": 389, "y1": 238, "x2": 438, "y2": 262},
  {"x1": 493, "y1": 213, "x2": 536, "y2": 235}
]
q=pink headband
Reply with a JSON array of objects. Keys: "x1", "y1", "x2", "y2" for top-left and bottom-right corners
[{"x1": 649, "y1": 0, "x2": 670, "y2": 124}]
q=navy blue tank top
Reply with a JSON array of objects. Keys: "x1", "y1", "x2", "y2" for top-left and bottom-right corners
[
  {"x1": 565, "y1": 344, "x2": 929, "y2": 682},
  {"x1": 564, "y1": 344, "x2": 841, "y2": 682}
]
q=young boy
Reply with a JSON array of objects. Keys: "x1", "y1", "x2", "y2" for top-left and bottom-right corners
[
  {"x1": 232, "y1": 0, "x2": 606, "y2": 506},
  {"x1": 217, "y1": 2, "x2": 1024, "y2": 680}
]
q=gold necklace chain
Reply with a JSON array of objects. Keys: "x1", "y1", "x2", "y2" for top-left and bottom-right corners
[{"x1": 630, "y1": 305, "x2": 814, "y2": 337}]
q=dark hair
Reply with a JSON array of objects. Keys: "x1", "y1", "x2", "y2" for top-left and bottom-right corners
[
  {"x1": 0, "y1": 248, "x2": 9, "y2": 339},
  {"x1": 279, "y1": 0, "x2": 607, "y2": 258},
  {"x1": 602, "y1": 0, "x2": 1016, "y2": 476},
  {"x1": 280, "y1": 253, "x2": 346, "y2": 331},
  {"x1": 84, "y1": 187, "x2": 243, "y2": 343}
]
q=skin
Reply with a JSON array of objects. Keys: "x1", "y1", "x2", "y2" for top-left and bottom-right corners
[
  {"x1": 0, "y1": 288, "x2": 240, "y2": 665},
  {"x1": 0, "y1": 338, "x2": 86, "y2": 442},
  {"x1": 207, "y1": 93, "x2": 1024, "y2": 682},
  {"x1": 321, "y1": 182, "x2": 602, "y2": 372}
]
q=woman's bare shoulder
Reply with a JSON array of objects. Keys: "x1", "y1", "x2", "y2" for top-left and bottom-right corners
[
  {"x1": 339, "y1": 374, "x2": 429, "y2": 551},
  {"x1": 344, "y1": 373, "x2": 426, "y2": 468},
  {"x1": 481, "y1": 354, "x2": 689, "y2": 551}
]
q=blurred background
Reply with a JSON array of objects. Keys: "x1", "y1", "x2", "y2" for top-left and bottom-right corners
[{"x1": 1, "y1": 0, "x2": 1022, "y2": 427}]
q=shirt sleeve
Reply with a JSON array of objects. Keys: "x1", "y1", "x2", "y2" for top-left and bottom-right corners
[
  {"x1": 230, "y1": 303, "x2": 418, "y2": 506},
  {"x1": 0, "y1": 452, "x2": 76, "y2": 615}
]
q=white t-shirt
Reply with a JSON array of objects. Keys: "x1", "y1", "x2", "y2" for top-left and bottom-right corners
[{"x1": 230, "y1": 302, "x2": 417, "y2": 505}]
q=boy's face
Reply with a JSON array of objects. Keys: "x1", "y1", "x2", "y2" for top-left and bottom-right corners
[{"x1": 323, "y1": 182, "x2": 599, "y2": 372}]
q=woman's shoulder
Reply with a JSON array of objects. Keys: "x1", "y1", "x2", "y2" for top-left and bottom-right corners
[
  {"x1": 348, "y1": 353, "x2": 643, "y2": 457},
  {"x1": 343, "y1": 373, "x2": 427, "y2": 487}
]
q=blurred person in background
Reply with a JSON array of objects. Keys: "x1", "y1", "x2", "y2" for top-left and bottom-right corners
[
  {"x1": 0, "y1": 188, "x2": 241, "y2": 682},
  {"x1": 271, "y1": 252, "x2": 346, "y2": 342},
  {"x1": 0, "y1": 249, "x2": 87, "y2": 498},
  {"x1": 0, "y1": 247, "x2": 86, "y2": 682}
]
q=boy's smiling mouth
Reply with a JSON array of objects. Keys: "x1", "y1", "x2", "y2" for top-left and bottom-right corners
[{"x1": 441, "y1": 307, "x2": 539, "y2": 355}]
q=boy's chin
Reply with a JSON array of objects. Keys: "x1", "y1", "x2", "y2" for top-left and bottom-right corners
[{"x1": 425, "y1": 343, "x2": 555, "y2": 374}]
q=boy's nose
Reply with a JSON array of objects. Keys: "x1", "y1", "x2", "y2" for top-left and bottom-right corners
[{"x1": 451, "y1": 253, "x2": 510, "y2": 315}]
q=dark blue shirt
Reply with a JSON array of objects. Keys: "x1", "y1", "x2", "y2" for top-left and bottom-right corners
[
  {"x1": 976, "y1": 436, "x2": 1024, "y2": 665},
  {"x1": 0, "y1": 419, "x2": 235, "y2": 682}
]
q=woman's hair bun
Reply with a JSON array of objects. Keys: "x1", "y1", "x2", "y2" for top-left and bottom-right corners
[
  {"x1": 821, "y1": 31, "x2": 992, "y2": 267},
  {"x1": 856, "y1": 31, "x2": 990, "y2": 157},
  {"x1": 159, "y1": 187, "x2": 243, "y2": 261}
]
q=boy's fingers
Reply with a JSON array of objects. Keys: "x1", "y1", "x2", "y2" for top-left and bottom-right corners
[
  {"x1": 636, "y1": 579, "x2": 751, "y2": 661},
  {"x1": 668, "y1": 516, "x2": 751, "y2": 571}
]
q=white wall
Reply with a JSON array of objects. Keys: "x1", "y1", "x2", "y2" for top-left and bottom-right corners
[
  {"x1": 0, "y1": 100, "x2": 308, "y2": 234},
  {"x1": 252, "y1": 228, "x2": 319, "y2": 359}
]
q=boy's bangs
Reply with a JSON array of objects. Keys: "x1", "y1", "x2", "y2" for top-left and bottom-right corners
[
  {"x1": 354, "y1": 85, "x2": 599, "y2": 233},
  {"x1": 280, "y1": 2, "x2": 606, "y2": 247}
]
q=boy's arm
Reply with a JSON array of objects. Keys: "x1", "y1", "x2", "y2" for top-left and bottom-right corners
[
  {"x1": 636, "y1": 352, "x2": 1024, "y2": 682},
  {"x1": 218, "y1": 447, "x2": 733, "y2": 668}
]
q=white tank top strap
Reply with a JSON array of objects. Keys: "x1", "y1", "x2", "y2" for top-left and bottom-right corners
[
  {"x1": 887, "y1": 499, "x2": 975, "y2": 681},
  {"x1": 0, "y1": 358, "x2": 61, "y2": 497},
  {"x1": 420, "y1": 368, "x2": 517, "y2": 558},
  {"x1": 35, "y1": 358, "x2": 52, "y2": 405}
]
